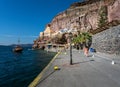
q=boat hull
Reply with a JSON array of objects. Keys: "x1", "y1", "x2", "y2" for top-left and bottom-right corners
[{"x1": 13, "y1": 46, "x2": 23, "y2": 52}]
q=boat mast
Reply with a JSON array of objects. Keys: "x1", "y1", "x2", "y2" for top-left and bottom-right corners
[{"x1": 18, "y1": 38, "x2": 20, "y2": 45}]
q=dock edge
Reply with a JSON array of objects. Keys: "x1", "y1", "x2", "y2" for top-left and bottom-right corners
[{"x1": 28, "y1": 51, "x2": 61, "y2": 87}]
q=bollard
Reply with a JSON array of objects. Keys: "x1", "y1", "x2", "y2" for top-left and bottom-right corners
[{"x1": 54, "y1": 66, "x2": 60, "y2": 70}]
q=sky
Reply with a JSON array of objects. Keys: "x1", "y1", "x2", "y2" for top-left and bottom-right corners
[{"x1": 0, "y1": 0, "x2": 83, "y2": 45}]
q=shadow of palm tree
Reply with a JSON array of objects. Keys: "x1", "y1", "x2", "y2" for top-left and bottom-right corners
[{"x1": 73, "y1": 59, "x2": 94, "y2": 65}]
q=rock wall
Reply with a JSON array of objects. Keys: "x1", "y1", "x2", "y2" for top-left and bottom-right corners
[
  {"x1": 92, "y1": 25, "x2": 120, "y2": 55},
  {"x1": 108, "y1": 0, "x2": 120, "y2": 22},
  {"x1": 50, "y1": 0, "x2": 104, "y2": 32},
  {"x1": 50, "y1": 0, "x2": 120, "y2": 33}
]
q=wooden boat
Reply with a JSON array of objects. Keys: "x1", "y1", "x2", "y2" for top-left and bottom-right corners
[
  {"x1": 13, "y1": 38, "x2": 23, "y2": 52},
  {"x1": 13, "y1": 45, "x2": 23, "y2": 52}
]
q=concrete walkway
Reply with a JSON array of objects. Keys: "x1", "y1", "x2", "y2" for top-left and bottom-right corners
[{"x1": 29, "y1": 49, "x2": 120, "y2": 87}]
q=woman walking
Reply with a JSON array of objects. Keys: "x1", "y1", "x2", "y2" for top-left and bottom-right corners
[{"x1": 83, "y1": 46, "x2": 89, "y2": 57}]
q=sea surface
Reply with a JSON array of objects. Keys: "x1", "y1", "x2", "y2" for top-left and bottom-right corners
[{"x1": 0, "y1": 46, "x2": 56, "y2": 87}]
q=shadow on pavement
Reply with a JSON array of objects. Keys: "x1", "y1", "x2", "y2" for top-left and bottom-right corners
[
  {"x1": 36, "y1": 69, "x2": 60, "y2": 86},
  {"x1": 73, "y1": 59, "x2": 95, "y2": 65}
]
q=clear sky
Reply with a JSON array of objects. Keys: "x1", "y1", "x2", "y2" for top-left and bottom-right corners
[{"x1": 0, "y1": 0, "x2": 82, "y2": 45}]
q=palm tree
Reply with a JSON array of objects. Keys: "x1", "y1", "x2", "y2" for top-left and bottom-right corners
[
  {"x1": 72, "y1": 34, "x2": 80, "y2": 50},
  {"x1": 72, "y1": 32, "x2": 92, "y2": 49},
  {"x1": 81, "y1": 32, "x2": 92, "y2": 47}
]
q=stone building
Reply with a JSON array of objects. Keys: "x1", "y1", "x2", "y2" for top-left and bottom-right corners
[{"x1": 40, "y1": 24, "x2": 54, "y2": 38}]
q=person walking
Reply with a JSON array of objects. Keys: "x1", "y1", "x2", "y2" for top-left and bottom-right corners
[{"x1": 83, "y1": 46, "x2": 88, "y2": 57}]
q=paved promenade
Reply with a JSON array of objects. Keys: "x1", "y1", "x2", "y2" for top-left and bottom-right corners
[{"x1": 29, "y1": 49, "x2": 120, "y2": 87}]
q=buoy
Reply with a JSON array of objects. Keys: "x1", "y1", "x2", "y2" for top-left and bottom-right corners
[{"x1": 54, "y1": 66, "x2": 60, "y2": 70}]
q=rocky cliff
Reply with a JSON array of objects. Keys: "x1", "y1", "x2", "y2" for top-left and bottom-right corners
[
  {"x1": 33, "y1": 0, "x2": 120, "y2": 54},
  {"x1": 50, "y1": 0, "x2": 120, "y2": 33},
  {"x1": 48, "y1": 0, "x2": 120, "y2": 55}
]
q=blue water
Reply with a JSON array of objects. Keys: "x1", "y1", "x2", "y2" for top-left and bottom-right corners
[{"x1": 0, "y1": 46, "x2": 56, "y2": 87}]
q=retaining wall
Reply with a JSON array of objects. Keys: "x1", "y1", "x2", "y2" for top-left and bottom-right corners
[{"x1": 92, "y1": 25, "x2": 120, "y2": 55}]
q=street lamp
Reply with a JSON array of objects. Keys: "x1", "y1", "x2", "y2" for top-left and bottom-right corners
[{"x1": 69, "y1": 32, "x2": 73, "y2": 65}]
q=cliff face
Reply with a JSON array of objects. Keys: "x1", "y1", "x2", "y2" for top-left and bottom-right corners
[
  {"x1": 50, "y1": 0, "x2": 120, "y2": 32},
  {"x1": 108, "y1": 0, "x2": 120, "y2": 22},
  {"x1": 33, "y1": 0, "x2": 120, "y2": 53}
]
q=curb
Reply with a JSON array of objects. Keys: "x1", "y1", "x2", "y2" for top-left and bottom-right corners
[{"x1": 28, "y1": 51, "x2": 61, "y2": 87}]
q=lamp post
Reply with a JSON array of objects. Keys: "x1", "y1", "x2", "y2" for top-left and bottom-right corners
[{"x1": 69, "y1": 32, "x2": 73, "y2": 65}]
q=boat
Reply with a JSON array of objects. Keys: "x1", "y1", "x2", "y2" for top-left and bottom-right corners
[
  {"x1": 13, "y1": 38, "x2": 23, "y2": 52},
  {"x1": 13, "y1": 45, "x2": 23, "y2": 52}
]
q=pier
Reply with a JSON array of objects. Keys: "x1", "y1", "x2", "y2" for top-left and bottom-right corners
[{"x1": 29, "y1": 48, "x2": 120, "y2": 87}]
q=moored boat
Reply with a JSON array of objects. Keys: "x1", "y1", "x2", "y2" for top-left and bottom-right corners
[
  {"x1": 13, "y1": 38, "x2": 23, "y2": 52},
  {"x1": 13, "y1": 45, "x2": 23, "y2": 52}
]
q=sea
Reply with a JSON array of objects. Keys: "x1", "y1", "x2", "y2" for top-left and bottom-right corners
[{"x1": 0, "y1": 45, "x2": 56, "y2": 87}]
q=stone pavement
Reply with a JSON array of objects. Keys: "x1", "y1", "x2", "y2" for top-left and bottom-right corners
[
  {"x1": 30, "y1": 49, "x2": 120, "y2": 87},
  {"x1": 93, "y1": 52, "x2": 120, "y2": 64}
]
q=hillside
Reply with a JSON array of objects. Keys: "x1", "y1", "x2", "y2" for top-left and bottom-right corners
[
  {"x1": 33, "y1": 0, "x2": 120, "y2": 55},
  {"x1": 50, "y1": 0, "x2": 120, "y2": 33}
]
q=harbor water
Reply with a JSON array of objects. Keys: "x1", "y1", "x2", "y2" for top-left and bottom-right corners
[{"x1": 0, "y1": 46, "x2": 56, "y2": 87}]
